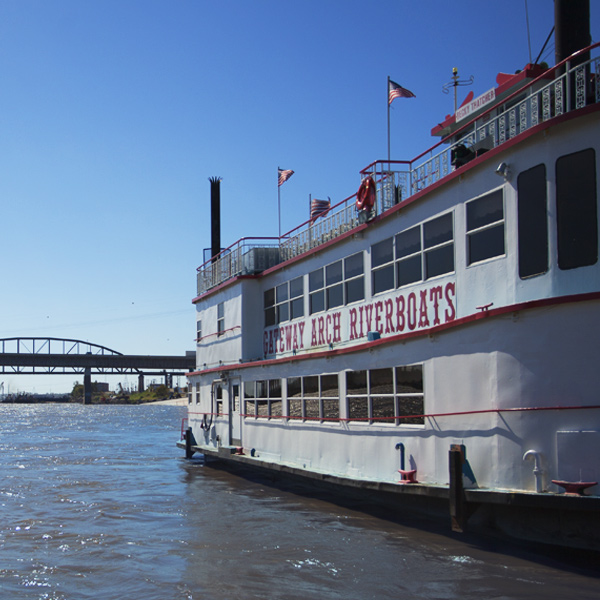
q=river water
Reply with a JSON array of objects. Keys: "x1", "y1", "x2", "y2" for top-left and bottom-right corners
[{"x1": 0, "y1": 404, "x2": 597, "y2": 599}]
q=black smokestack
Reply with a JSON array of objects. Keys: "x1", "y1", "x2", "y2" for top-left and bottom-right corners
[
  {"x1": 555, "y1": 0, "x2": 591, "y2": 66},
  {"x1": 209, "y1": 177, "x2": 222, "y2": 260}
]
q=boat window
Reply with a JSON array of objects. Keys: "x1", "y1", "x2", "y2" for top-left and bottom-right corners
[
  {"x1": 370, "y1": 368, "x2": 394, "y2": 424},
  {"x1": 556, "y1": 148, "x2": 598, "y2": 270},
  {"x1": 287, "y1": 377, "x2": 302, "y2": 420},
  {"x1": 346, "y1": 365, "x2": 424, "y2": 425},
  {"x1": 466, "y1": 189, "x2": 505, "y2": 265},
  {"x1": 247, "y1": 379, "x2": 283, "y2": 420},
  {"x1": 395, "y1": 365, "x2": 424, "y2": 425},
  {"x1": 264, "y1": 289, "x2": 276, "y2": 327},
  {"x1": 284, "y1": 374, "x2": 339, "y2": 422},
  {"x1": 196, "y1": 319, "x2": 202, "y2": 343},
  {"x1": 517, "y1": 164, "x2": 548, "y2": 278},
  {"x1": 265, "y1": 276, "x2": 305, "y2": 325},
  {"x1": 309, "y1": 268, "x2": 325, "y2": 314},
  {"x1": 326, "y1": 260, "x2": 343, "y2": 309},
  {"x1": 310, "y1": 254, "x2": 365, "y2": 314},
  {"x1": 217, "y1": 302, "x2": 225, "y2": 336},
  {"x1": 424, "y1": 213, "x2": 454, "y2": 278},
  {"x1": 289, "y1": 276, "x2": 304, "y2": 320},
  {"x1": 372, "y1": 238, "x2": 395, "y2": 294},
  {"x1": 396, "y1": 225, "x2": 423, "y2": 287},
  {"x1": 345, "y1": 252, "x2": 364, "y2": 304},
  {"x1": 243, "y1": 381, "x2": 256, "y2": 416}
]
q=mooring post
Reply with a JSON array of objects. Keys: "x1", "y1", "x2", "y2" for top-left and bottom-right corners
[
  {"x1": 449, "y1": 444, "x2": 466, "y2": 532},
  {"x1": 185, "y1": 427, "x2": 194, "y2": 459}
]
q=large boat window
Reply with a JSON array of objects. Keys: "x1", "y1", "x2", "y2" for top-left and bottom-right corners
[
  {"x1": 344, "y1": 252, "x2": 365, "y2": 304},
  {"x1": 395, "y1": 366, "x2": 424, "y2": 425},
  {"x1": 466, "y1": 189, "x2": 505, "y2": 265},
  {"x1": 264, "y1": 276, "x2": 305, "y2": 326},
  {"x1": 196, "y1": 319, "x2": 202, "y2": 343},
  {"x1": 556, "y1": 148, "x2": 598, "y2": 270},
  {"x1": 285, "y1": 374, "x2": 339, "y2": 421},
  {"x1": 396, "y1": 225, "x2": 422, "y2": 287},
  {"x1": 346, "y1": 365, "x2": 423, "y2": 425},
  {"x1": 372, "y1": 238, "x2": 395, "y2": 294},
  {"x1": 517, "y1": 164, "x2": 548, "y2": 278},
  {"x1": 424, "y1": 213, "x2": 454, "y2": 278},
  {"x1": 371, "y1": 216, "x2": 453, "y2": 296},
  {"x1": 310, "y1": 253, "x2": 364, "y2": 314},
  {"x1": 244, "y1": 379, "x2": 282, "y2": 419}
]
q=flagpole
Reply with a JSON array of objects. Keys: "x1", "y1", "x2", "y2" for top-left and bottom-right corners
[
  {"x1": 387, "y1": 76, "x2": 391, "y2": 169},
  {"x1": 278, "y1": 168, "x2": 281, "y2": 240}
]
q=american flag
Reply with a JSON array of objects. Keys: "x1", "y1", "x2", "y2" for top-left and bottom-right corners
[
  {"x1": 278, "y1": 168, "x2": 294, "y2": 186},
  {"x1": 310, "y1": 197, "x2": 331, "y2": 222},
  {"x1": 388, "y1": 79, "x2": 415, "y2": 105}
]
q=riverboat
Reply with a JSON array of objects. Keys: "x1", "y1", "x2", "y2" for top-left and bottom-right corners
[{"x1": 181, "y1": 3, "x2": 600, "y2": 549}]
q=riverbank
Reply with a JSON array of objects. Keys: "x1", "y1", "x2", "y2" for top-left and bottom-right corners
[{"x1": 143, "y1": 397, "x2": 188, "y2": 406}]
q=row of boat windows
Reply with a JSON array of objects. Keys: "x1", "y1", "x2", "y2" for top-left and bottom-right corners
[
  {"x1": 264, "y1": 189, "x2": 506, "y2": 326},
  {"x1": 240, "y1": 365, "x2": 424, "y2": 425},
  {"x1": 263, "y1": 147, "x2": 597, "y2": 326}
]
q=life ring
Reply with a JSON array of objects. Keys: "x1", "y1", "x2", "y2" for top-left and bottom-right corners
[{"x1": 356, "y1": 176, "x2": 376, "y2": 211}]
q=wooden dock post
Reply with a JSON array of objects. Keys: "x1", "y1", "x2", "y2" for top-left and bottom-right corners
[{"x1": 449, "y1": 444, "x2": 466, "y2": 532}]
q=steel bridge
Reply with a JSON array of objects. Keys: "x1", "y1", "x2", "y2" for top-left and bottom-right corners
[{"x1": 0, "y1": 337, "x2": 195, "y2": 403}]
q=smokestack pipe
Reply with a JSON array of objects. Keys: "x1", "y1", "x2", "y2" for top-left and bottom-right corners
[
  {"x1": 209, "y1": 177, "x2": 222, "y2": 260},
  {"x1": 555, "y1": 0, "x2": 591, "y2": 66}
]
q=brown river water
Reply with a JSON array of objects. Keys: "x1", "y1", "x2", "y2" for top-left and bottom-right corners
[{"x1": 0, "y1": 403, "x2": 597, "y2": 599}]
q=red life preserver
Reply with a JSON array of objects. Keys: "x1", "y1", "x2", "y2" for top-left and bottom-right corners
[{"x1": 356, "y1": 176, "x2": 376, "y2": 211}]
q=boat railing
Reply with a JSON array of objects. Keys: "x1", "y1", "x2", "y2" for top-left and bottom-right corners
[
  {"x1": 197, "y1": 237, "x2": 281, "y2": 295},
  {"x1": 197, "y1": 43, "x2": 600, "y2": 295}
]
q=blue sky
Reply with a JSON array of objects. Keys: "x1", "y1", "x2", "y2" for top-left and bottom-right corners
[{"x1": 1, "y1": 0, "x2": 597, "y2": 394}]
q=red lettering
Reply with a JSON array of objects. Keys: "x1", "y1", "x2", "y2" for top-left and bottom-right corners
[
  {"x1": 332, "y1": 312, "x2": 341, "y2": 343},
  {"x1": 279, "y1": 327, "x2": 285, "y2": 352},
  {"x1": 326, "y1": 314, "x2": 332, "y2": 344},
  {"x1": 407, "y1": 292, "x2": 417, "y2": 330},
  {"x1": 375, "y1": 301, "x2": 384, "y2": 334},
  {"x1": 429, "y1": 286, "x2": 443, "y2": 326},
  {"x1": 396, "y1": 295, "x2": 406, "y2": 332},
  {"x1": 445, "y1": 282, "x2": 456, "y2": 322},
  {"x1": 349, "y1": 308, "x2": 358, "y2": 340},
  {"x1": 285, "y1": 325, "x2": 293, "y2": 350},
  {"x1": 384, "y1": 299, "x2": 395, "y2": 334},
  {"x1": 318, "y1": 316, "x2": 325, "y2": 345},
  {"x1": 365, "y1": 304, "x2": 374, "y2": 332},
  {"x1": 358, "y1": 305, "x2": 364, "y2": 338},
  {"x1": 298, "y1": 322, "x2": 305, "y2": 348},
  {"x1": 418, "y1": 290, "x2": 430, "y2": 328},
  {"x1": 268, "y1": 329, "x2": 274, "y2": 354},
  {"x1": 263, "y1": 331, "x2": 269, "y2": 355},
  {"x1": 311, "y1": 319, "x2": 318, "y2": 346}
]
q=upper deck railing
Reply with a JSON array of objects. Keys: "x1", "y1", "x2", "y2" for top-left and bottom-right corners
[{"x1": 197, "y1": 44, "x2": 600, "y2": 296}]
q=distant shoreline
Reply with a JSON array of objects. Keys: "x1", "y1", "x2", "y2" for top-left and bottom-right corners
[{"x1": 142, "y1": 397, "x2": 188, "y2": 406}]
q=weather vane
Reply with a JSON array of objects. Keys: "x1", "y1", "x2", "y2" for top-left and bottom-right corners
[{"x1": 442, "y1": 67, "x2": 474, "y2": 114}]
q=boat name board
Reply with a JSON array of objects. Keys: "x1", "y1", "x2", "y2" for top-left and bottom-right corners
[
  {"x1": 456, "y1": 88, "x2": 496, "y2": 122},
  {"x1": 263, "y1": 281, "x2": 456, "y2": 356}
]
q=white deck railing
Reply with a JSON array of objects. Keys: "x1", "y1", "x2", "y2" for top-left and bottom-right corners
[{"x1": 197, "y1": 44, "x2": 600, "y2": 295}]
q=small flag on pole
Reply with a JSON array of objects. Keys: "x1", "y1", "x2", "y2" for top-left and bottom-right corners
[
  {"x1": 388, "y1": 80, "x2": 415, "y2": 104},
  {"x1": 310, "y1": 197, "x2": 331, "y2": 222},
  {"x1": 278, "y1": 168, "x2": 294, "y2": 186}
]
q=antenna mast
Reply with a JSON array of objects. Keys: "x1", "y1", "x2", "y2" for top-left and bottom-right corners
[{"x1": 442, "y1": 68, "x2": 474, "y2": 114}]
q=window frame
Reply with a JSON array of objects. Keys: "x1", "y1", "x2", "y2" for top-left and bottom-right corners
[{"x1": 309, "y1": 252, "x2": 364, "y2": 315}]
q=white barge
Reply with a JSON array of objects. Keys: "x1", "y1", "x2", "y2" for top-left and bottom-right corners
[{"x1": 181, "y1": 2, "x2": 600, "y2": 549}]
